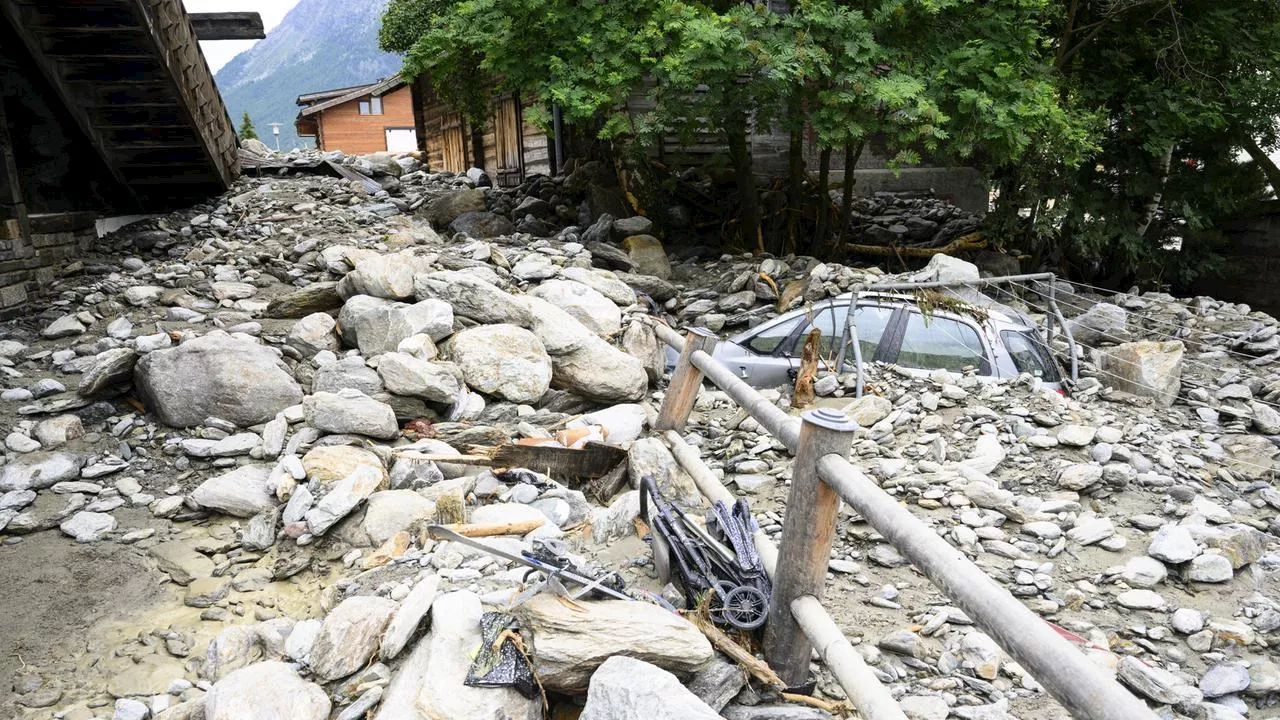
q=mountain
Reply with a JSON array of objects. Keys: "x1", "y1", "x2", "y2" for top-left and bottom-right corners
[{"x1": 213, "y1": 0, "x2": 404, "y2": 151}]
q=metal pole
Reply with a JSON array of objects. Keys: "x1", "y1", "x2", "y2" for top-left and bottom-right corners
[
  {"x1": 791, "y1": 596, "x2": 908, "y2": 720},
  {"x1": 552, "y1": 105, "x2": 565, "y2": 175},
  {"x1": 764, "y1": 409, "x2": 857, "y2": 686},
  {"x1": 816, "y1": 454, "x2": 1159, "y2": 720},
  {"x1": 689, "y1": 349, "x2": 801, "y2": 450},
  {"x1": 863, "y1": 272, "x2": 1057, "y2": 293}
]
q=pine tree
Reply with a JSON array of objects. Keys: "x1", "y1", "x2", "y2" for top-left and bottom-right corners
[{"x1": 239, "y1": 112, "x2": 259, "y2": 141}]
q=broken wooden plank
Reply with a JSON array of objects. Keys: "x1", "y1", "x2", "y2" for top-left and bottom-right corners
[
  {"x1": 189, "y1": 12, "x2": 265, "y2": 41},
  {"x1": 490, "y1": 442, "x2": 627, "y2": 483}
]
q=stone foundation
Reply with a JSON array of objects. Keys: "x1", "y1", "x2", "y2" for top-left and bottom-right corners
[{"x1": 0, "y1": 214, "x2": 95, "y2": 318}]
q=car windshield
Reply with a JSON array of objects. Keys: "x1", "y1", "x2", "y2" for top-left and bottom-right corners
[
  {"x1": 896, "y1": 312, "x2": 988, "y2": 374},
  {"x1": 1000, "y1": 329, "x2": 1061, "y2": 382}
]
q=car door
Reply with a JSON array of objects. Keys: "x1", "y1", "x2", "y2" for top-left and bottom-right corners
[{"x1": 879, "y1": 308, "x2": 993, "y2": 377}]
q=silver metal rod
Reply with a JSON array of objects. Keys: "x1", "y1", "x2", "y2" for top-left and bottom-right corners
[
  {"x1": 791, "y1": 596, "x2": 909, "y2": 720},
  {"x1": 815, "y1": 455, "x2": 1159, "y2": 720},
  {"x1": 864, "y1": 272, "x2": 1057, "y2": 292},
  {"x1": 689, "y1": 349, "x2": 802, "y2": 450}
]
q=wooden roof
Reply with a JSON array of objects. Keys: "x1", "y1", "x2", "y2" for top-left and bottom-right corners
[{"x1": 297, "y1": 75, "x2": 406, "y2": 118}]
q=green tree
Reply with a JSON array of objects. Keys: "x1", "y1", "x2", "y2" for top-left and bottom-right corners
[{"x1": 238, "y1": 112, "x2": 259, "y2": 142}]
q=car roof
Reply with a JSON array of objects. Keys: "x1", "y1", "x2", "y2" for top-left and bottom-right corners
[{"x1": 732, "y1": 290, "x2": 1039, "y2": 343}]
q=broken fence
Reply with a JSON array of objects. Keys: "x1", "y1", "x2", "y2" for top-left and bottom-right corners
[{"x1": 645, "y1": 318, "x2": 1159, "y2": 720}]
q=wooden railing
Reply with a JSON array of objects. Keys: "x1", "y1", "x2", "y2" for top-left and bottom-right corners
[{"x1": 647, "y1": 320, "x2": 1158, "y2": 720}]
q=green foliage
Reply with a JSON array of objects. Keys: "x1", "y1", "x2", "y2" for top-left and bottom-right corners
[{"x1": 238, "y1": 112, "x2": 259, "y2": 141}]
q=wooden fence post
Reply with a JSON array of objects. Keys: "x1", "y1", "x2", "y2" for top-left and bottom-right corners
[
  {"x1": 764, "y1": 408, "x2": 857, "y2": 687},
  {"x1": 654, "y1": 328, "x2": 718, "y2": 431}
]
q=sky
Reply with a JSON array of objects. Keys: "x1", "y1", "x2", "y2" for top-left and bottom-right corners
[{"x1": 184, "y1": 0, "x2": 302, "y2": 73}]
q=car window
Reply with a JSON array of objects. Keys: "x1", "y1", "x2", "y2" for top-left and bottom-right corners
[
  {"x1": 1001, "y1": 330, "x2": 1061, "y2": 382},
  {"x1": 895, "y1": 312, "x2": 988, "y2": 374},
  {"x1": 787, "y1": 304, "x2": 894, "y2": 361},
  {"x1": 745, "y1": 317, "x2": 804, "y2": 355}
]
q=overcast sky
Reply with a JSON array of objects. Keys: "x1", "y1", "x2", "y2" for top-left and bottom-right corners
[{"x1": 184, "y1": 0, "x2": 302, "y2": 72}]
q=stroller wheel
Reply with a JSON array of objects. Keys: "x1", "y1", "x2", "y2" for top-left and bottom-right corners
[{"x1": 714, "y1": 585, "x2": 769, "y2": 630}]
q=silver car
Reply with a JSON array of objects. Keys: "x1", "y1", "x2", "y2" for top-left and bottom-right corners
[{"x1": 710, "y1": 292, "x2": 1067, "y2": 392}]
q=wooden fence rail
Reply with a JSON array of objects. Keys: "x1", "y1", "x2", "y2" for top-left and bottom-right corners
[{"x1": 646, "y1": 319, "x2": 1159, "y2": 720}]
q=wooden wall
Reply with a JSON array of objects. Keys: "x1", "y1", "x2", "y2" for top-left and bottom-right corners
[
  {"x1": 412, "y1": 79, "x2": 551, "y2": 185},
  {"x1": 315, "y1": 85, "x2": 416, "y2": 155}
]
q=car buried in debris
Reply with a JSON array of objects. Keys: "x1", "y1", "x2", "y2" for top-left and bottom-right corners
[{"x1": 706, "y1": 290, "x2": 1071, "y2": 394}]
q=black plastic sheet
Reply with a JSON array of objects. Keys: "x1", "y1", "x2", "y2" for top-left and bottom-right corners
[{"x1": 465, "y1": 611, "x2": 537, "y2": 699}]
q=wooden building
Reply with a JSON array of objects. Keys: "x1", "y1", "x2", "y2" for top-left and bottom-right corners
[
  {"x1": 295, "y1": 77, "x2": 418, "y2": 155},
  {"x1": 1, "y1": 0, "x2": 251, "y2": 317},
  {"x1": 410, "y1": 77, "x2": 551, "y2": 187}
]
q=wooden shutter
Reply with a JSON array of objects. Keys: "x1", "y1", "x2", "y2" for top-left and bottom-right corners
[
  {"x1": 441, "y1": 112, "x2": 466, "y2": 173},
  {"x1": 492, "y1": 94, "x2": 522, "y2": 185}
]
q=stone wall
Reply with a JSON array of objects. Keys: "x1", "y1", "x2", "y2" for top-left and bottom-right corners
[{"x1": 0, "y1": 220, "x2": 94, "y2": 318}]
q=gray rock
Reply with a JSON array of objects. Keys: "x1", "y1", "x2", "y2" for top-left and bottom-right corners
[
  {"x1": 341, "y1": 489, "x2": 435, "y2": 547},
  {"x1": 531, "y1": 279, "x2": 622, "y2": 336},
  {"x1": 449, "y1": 324, "x2": 552, "y2": 403},
  {"x1": 112, "y1": 698, "x2": 149, "y2": 720},
  {"x1": 338, "y1": 295, "x2": 455, "y2": 356},
  {"x1": 1116, "y1": 589, "x2": 1165, "y2": 610},
  {"x1": 413, "y1": 271, "x2": 533, "y2": 326},
  {"x1": 1118, "y1": 656, "x2": 1188, "y2": 705},
  {"x1": 303, "y1": 389, "x2": 398, "y2": 439},
  {"x1": 204, "y1": 661, "x2": 330, "y2": 720},
  {"x1": 1171, "y1": 608, "x2": 1204, "y2": 634},
  {"x1": 374, "y1": 590, "x2": 539, "y2": 720},
  {"x1": 1188, "y1": 553, "x2": 1234, "y2": 583},
  {"x1": 629, "y1": 438, "x2": 701, "y2": 510},
  {"x1": 150, "y1": 541, "x2": 214, "y2": 585},
  {"x1": 340, "y1": 250, "x2": 436, "y2": 301},
  {"x1": 266, "y1": 282, "x2": 343, "y2": 318},
  {"x1": 899, "y1": 696, "x2": 949, "y2": 720},
  {"x1": 612, "y1": 216, "x2": 654, "y2": 238},
  {"x1": 0, "y1": 451, "x2": 85, "y2": 491},
  {"x1": 450, "y1": 211, "x2": 515, "y2": 238},
  {"x1": 426, "y1": 188, "x2": 486, "y2": 228},
  {"x1": 379, "y1": 574, "x2": 440, "y2": 661},
  {"x1": 1067, "y1": 302, "x2": 1128, "y2": 346},
  {"x1": 312, "y1": 356, "x2": 383, "y2": 396},
  {"x1": 559, "y1": 267, "x2": 637, "y2": 306},
  {"x1": 686, "y1": 657, "x2": 746, "y2": 712},
  {"x1": 190, "y1": 465, "x2": 275, "y2": 517},
  {"x1": 1201, "y1": 663, "x2": 1250, "y2": 698},
  {"x1": 59, "y1": 511, "x2": 117, "y2": 542},
  {"x1": 580, "y1": 656, "x2": 721, "y2": 720},
  {"x1": 1148, "y1": 525, "x2": 1200, "y2": 564},
  {"x1": 721, "y1": 705, "x2": 833, "y2": 720},
  {"x1": 521, "y1": 296, "x2": 647, "y2": 402},
  {"x1": 517, "y1": 593, "x2": 713, "y2": 692},
  {"x1": 78, "y1": 348, "x2": 139, "y2": 396},
  {"x1": 309, "y1": 595, "x2": 398, "y2": 681},
  {"x1": 286, "y1": 313, "x2": 339, "y2": 356},
  {"x1": 134, "y1": 331, "x2": 303, "y2": 428},
  {"x1": 42, "y1": 314, "x2": 85, "y2": 339},
  {"x1": 621, "y1": 320, "x2": 665, "y2": 383},
  {"x1": 1057, "y1": 463, "x2": 1103, "y2": 491},
  {"x1": 1121, "y1": 555, "x2": 1168, "y2": 587},
  {"x1": 376, "y1": 352, "x2": 461, "y2": 403}
]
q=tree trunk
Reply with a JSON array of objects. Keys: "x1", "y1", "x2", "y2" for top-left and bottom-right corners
[
  {"x1": 785, "y1": 91, "x2": 805, "y2": 254},
  {"x1": 814, "y1": 147, "x2": 832, "y2": 251},
  {"x1": 791, "y1": 329, "x2": 820, "y2": 409},
  {"x1": 837, "y1": 139, "x2": 865, "y2": 244},
  {"x1": 1134, "y1": 144, "x2": 1173, "y2": 238},
  {"x1": 726, "y1": 115, "x2": 764, "y2": 254},
  {"x1": 1243, "y1": 135, "x2": 1280, "y2": 197}
]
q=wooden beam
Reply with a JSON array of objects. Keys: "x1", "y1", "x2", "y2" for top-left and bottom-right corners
[
  {"x1": 0, "y1": 0, "x2": 138, "y2": 207},
  {"x1": 189, "y1": 12, "x2": 264, "y2": 40},
  {"x1": 0, "y1": 96, "x2": 30, "y2": 246}
]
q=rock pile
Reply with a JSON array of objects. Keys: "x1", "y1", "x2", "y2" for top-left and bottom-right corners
[{"x1": 0, "y1": 150, "x2": 1278, "y2": 720}]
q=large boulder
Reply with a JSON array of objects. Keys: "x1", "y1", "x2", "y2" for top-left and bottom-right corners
[
  {"x1": 374, "y1": 590, "x2": 540, "y2": 720},
  {"x1": 204, "y1": 661, "x2": 329, "y2": 720},
  {"x1": 337, "y1": 489, "x2": 435, "y2": 547},
  {"x1": 286, "y1": 313, "x2": 339, "y2": 357},
  {"x1": 300, "y1": 445, "x2": 389, "y2": 535},
  {"x1": 560, "y1": 267, "x2": 637, "y2": 306},
  {"x1": 425, "y1": 189, "x2": 486, "y2": 229},
  {"x1": 531, "y1": 280, "x2": 622, "y2": 336},
  {"x1": 78, "y1": 348, "x2": 138, "y2": 396},
  {"x1": 517, "y1": 594, "x2": 713, "y2": 692},
  {"x1": 303, "y1": 389, "x2": 399, "y2": 439},
  {"x1": 621, "y1": 320, "x2": 664, "y2": 384},
  {"x1": 629, "y1": 438, "x2": 702, "y2": 510},
  {"x1": 521, "y1": 296, "x2": 647, "y2": 403},
  {"x1": 338, "y1": 250, "x2": 437, "y2": 301},
  {"x1": 0, "y1": 451, "x2": 84, "y2": 492},
  {"x1": 265, "y1": 282, "x2": 343, "y2": 318},
  {"x1": 580, "y1": 656, "x2": 722, "y2": 720},
  {"x1": 1068, "y1": 302, "x2": 1128, "y2": 346},
  {"x1": 1098, "y1": 340, "x2": 1183, "y2": 407},
  {"x1": 308, "y1": 595, "x2": 398, "y2": 681},
  {"x1": 448, "y1": 325, "x2": 552, "y2": 403},
  {"x1": 312, "y1": 356, "x2": 383, "y2": 396},
  {"x1": 338, "y1": 295, "x2": 454, "y2": 356},
  {"x1": 413, "y1": 271, "x2": 533, "y2": 326},
  {"x1": 134, "y1": 331, "x2": 303, "y2": 428}
]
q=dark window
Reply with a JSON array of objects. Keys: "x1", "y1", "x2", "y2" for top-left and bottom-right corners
[
  {"x1": 1001, "y1": 330, "x2": 1061, "y2": 382},
  {"x1": 745, "y1": 317, "x2": 804, "y2": 355},
  {"x1": 895, "y1": 313, "x2": 988, "y2": 373},
  {"x1": 358, "y1": 100, "x2": 371, "y2": 115},
  {"x1": 788, "y1": 304, "x2": 894, "y2": 361},
  {"x1": 371, "y1": 96, "x2": 384, "y2": 115}
]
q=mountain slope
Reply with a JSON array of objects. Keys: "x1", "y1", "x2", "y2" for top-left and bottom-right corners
[{"x1": 213, "y1": 0, "x2": 403, "y2": 150}]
